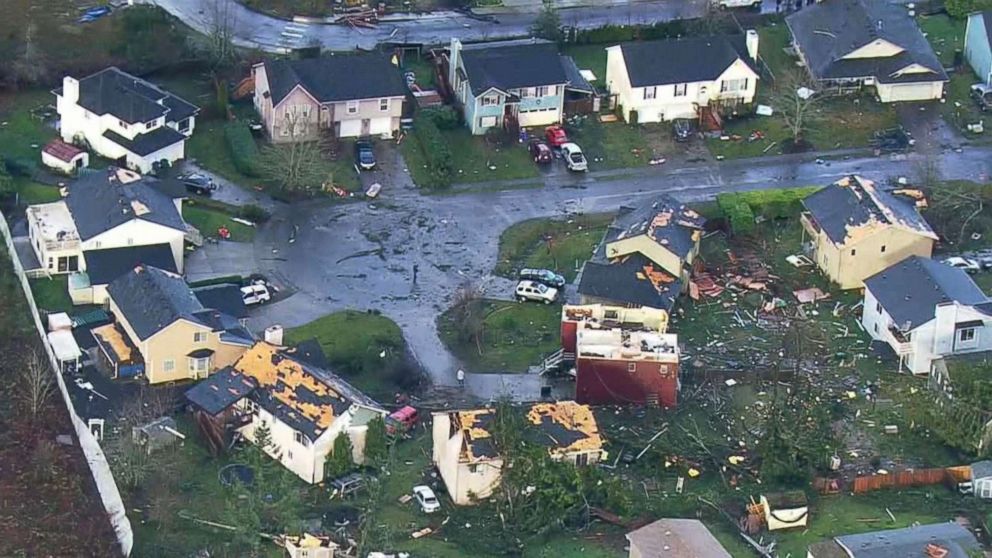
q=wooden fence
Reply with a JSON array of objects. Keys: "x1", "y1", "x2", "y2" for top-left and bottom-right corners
[{"x1": 850, "y1": 466, "x2": 972, "y2": 494}]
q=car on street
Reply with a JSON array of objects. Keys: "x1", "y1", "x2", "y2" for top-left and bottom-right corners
[
  {"x1": 528, "y1": 140, "x2": 553, "y2": 164},
  {"x1": 240, "y1": 284, "x2": 271, "y2": 305},
  {"x1": 515, "y1": 280, "x2": 558, "y2": 304},
  {"x1": 177, "y1": 173, "x2": 217, "y2": 196},
  {"x1": 412, "y1": 485, "x2": 440, "y2": 513},
  {"x1": 519, "y1": 268, "x2": 566, "y2": 288},
  {"x1": 545, "y1": 125, "x2": 569, "y2": 147},
  {"x1": 560, "y1": 143, "x2": 588, "y2": 172},
  {"x1": 971, "y1": 83, "x2": 992, "y2": 112},
  {"x1": 355, "y1": 140, "x2": 376, "y2": 170},
  {"x1": 943, "y1": 256, "x2": 981, "y2": 274},
  {"x1": 712, "y1": 0, "x2": 760, "y2": 8}
]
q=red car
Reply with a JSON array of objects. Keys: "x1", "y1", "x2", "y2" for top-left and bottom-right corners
[
  {"x1": 528, "y1": 140, "x2": 553, "y2": 164},
  {"x1": 386, "y1": 405, "x2": 418, "y2": 435},
  {"x1": 544, "y1": 125, "x2": 569, "y2": 147}
]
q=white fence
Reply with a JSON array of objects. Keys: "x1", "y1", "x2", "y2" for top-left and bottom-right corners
[{"x1": 0, "y1": 212, "x2": 133, "y2": 556}]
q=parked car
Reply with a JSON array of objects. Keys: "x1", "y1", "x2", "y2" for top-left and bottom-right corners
[
  {"x1": 177, "y1": 173, "x2": 217, "y2": 196},
  {"x1": 560, "y1": 143, "x2": 588, "y2": 172},
  {"x1": 673, "y1": 119, "x2": 694, "y2": 142},
  {"x1": 528, "y1": 140, "x2": 553, "y2": 164},
  {"x1": 386, "y1": 405, "x2": 418, "y2": 435},
  {"x1": 355, "y1": 140, "x2": 376, "y2": 170},
  {"x1": 519, "y1": 268, "x2": 566, "y2": 288},
  {"x1": 515, "y1": 280, "x2": 558, "y2": 304},
  {"x1": 971, "y1": 83, "x2": 992, "y2": 112},
  {"x1": 980, "y1": 255, "x2": 992, "y2": 270},
  {"x1": 240, "y1": 284, "x2": 271, "y2": 305},
  {"x1": 545, "y1": 125, "x2": 569, "y2": 147},
  {"x1": 413, "y1": 485, "x2": 440, "y2": 513},
  {"x1": 712, "y1": 0, "x2": 760, "y2": 7},
  {"x1": 944, "y1": 256, "x2": 981, "y2": 274}
]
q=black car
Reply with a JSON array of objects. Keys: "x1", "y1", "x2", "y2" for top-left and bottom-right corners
[
  {"x1": 355, "y1": 140, "x2": 376, "y2": 170},
  {"x1": 519, "y1": 268, "x2": 566, "y2": 289},
  {"x1": 177, "y1": 173, "x2": 217, "y2": 196}
]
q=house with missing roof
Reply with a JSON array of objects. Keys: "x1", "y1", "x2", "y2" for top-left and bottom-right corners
[
  {"x1": 861, "y1": 256, "x2": 992, "y2": 375},
  {"x1": 806, "y1": 521, "x2": 981, "y2": 558},
  {"x1": 99, "y1": 266, "x2": 253, "y2": 383},
  {"x1": 966, "y1": 12, "x2": 992, "y2": 85},
  {"x1": 605, "y1": 32, "x2": 760, "y2": 124},
  {"x1": 185, "y1": 342, "x2": 386, "y2": 484},
  {"x1": 786, "y1": 0, "x2": 947, "y2": 102},
  {"x1": 54, "y1": 67, "x2": 199, "y2": 173},
  {"x1": 626, "y1": 518, "x2": 732, "y2": 558},
  {"x1": 432, "y1": 401, "x2": 606, "y2": 505},
  {"x1": 577, "y1": 194, "x2": 706, "y2": 314},
  {"x1": 447, "y1": 38, "x2": 593, "y2": 135},
  {"x1": 800, "y1": 175, "x2": 937, "y2": 290},
  {"x1": 252, "y1": 54, "x2": 408, "y2": 142}
]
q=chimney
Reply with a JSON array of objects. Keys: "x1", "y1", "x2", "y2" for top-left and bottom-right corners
[
  {"x1": 62, "y1": 76, "x2": 80, "y2": 104},
  {"x1": 264, "y1": 325, "x2": 284, "y2": 346},
  {"x1": 745, "y1": 29, "x2": 759, "y2": 61},
  {"x1": 449, "y1": 38, "x2": 463, "y2": 94}
]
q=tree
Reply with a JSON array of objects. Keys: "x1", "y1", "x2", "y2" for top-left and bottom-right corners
[
  {"x1": 258, "y1": 113, "x2": 330, "y2": 194},
  {"x1": 252, "y1": 421, "x2": 277, "y2": 460},
  {"x1": 946, "y1": 0, "x2": 992, "y2": 18},
  {"x1": 18, "y1": 350, "x2": 54, "y2": 420},
  {"x1": 531, "y1": 1, "x2": 563, "y2": 42},
  {"x1": 326, "y1": 432, "x2": 355, "y2": 478},
  {"x1": 927, "y1": 181, "x2": 988, "y2": 246},
  {"x1": 11, "y1": 21, "x2": 48, "y2": 86},
  {"x1": 451, "y1": 283, "x2": 485, "y2": 355},
  {"x1": 689, "y1": 0, "x2": 732, "y2": 36},
  {"x1": 768, "y1": 69, "x2": 822, "y2": 149},
  {"x1": 205, "y1": 0, "x2": 239, "y2": 68},
  {"x1": 364, "y1": 415, "x2": 389, "y2": 469}
]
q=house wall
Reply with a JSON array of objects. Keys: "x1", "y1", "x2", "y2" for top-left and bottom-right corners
[
  {"x1": 876, "y1": 80, "x2": 945, "y2": 102},
  {"x1": 976, "y1": 476, "x2": 992, "y2": 498},
  {"x1": 239, "y1": 403, "x2": 343, "y2": 484},
  {"x1": 431, "y1": 413, "x2": 504, "y2": 505},
  {"x1": 27, "y1": 203, "x2": 82, "y2": 275},
  {"x1": 82, "y1": 220, "x2": 186, "y2": 274},
  {"x1": 115, "y1": 316, "x2": 242, "y2": 384},
  {"x1": 606, "y1": 234, "x2": 695, "y2": 281},
  {"x1": 575, "y1": 357, "x2": 679, "y2": 407},
  {"x1": 468, "y1": 92, "x2": 507, "y2": 135},
  {"x1": 514, "y1": 85, "x2": 565, "y2": 129},
  {"x1": 966, "y1": 14, "x2": 992, "y2": 85},
  {"x1": 41, "y1": 151, "x2": 88, "y2": 175}
]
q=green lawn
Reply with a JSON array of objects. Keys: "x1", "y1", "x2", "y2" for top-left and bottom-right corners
[
  {"x1": 0, "y1": 89, "x2": 59, "y2": 168},
  {"x1": 14, "y1": 178, "x2": 62, "y2": 205},
  {"x1": 447, "y1": 129, "x2": 539, "y2": 184},
  {"x1": 917, "y1": 13, "x2": 964, "y2": 68},
  {"x1": 183, "y1": 205, "x2": 255, "y2": 242},
  {"x1": 758, "y1": 24, "x2": 800, "y2": 80},
  {"x1": 494, "y1": 213, "x2": 614, "y2": 281},
  {"x1": 562, "y1": 43, "x2": 608, "y2": 86},
  {"x1": 940, "y1": 71, "x2": 987, "y2": 137},
  {"x1": 566, "y1": 119, "x2": 674, "y2": 170},
  {"x1": 28, "y1": 275, "x2": 71, "y2": 314}
]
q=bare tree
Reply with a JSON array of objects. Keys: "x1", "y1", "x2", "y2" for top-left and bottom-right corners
[
  {"x1": 451, "y1": 283, "x2": 485, "y2": 356},
  {"x1": 19, "y1": 350, "x2": 54, "y2": 420},
  {"x1": 768, "y1": 69, "x2": 823, "y2": 148},
  {"x1": 259, "y1": 112, "x2": 331, "y2": 193},
  {"x1": 929, "y1": 182, "x2": 985, "y2": 246},
  {"x1": 12, "y1": 21, "x2": 48, "y2": 86},
  {"x1": 206, "y1": 0, "x2": 239, "y2": 68}
]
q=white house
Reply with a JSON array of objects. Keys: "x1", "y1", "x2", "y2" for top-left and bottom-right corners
[
  {"x1": 54, "y1": 67, "x2": 199, "y2": 174},
  {"x1": 605, "y1": 32, "x2": 760, "y2": 124},
  {"x1": 971, "y1": 460, "x2": 992, "y2": 499},
  {"x1": 185, "y1": 342, "x2": 387, "y2": 484},
  {"x1": 41, "y1": 139, "x2": 89, "y2": 175},
  {"x1": 862, "y1": 256, "x2": 992, "y2": 375}
]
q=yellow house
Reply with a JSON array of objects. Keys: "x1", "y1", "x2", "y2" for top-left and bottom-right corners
[
  {"x1": 104, "y1": 266, "x2": 253, "y2": 384},
  {"x1": 800, "y1": 176, "x2": 937, "y2": 290}
]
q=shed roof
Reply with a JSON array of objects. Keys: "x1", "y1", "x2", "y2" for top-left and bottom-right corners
[
  {"x1": 971, "y1": 460, "x2": 992, "y2": 480},
  {"x1": 625, "y1": 518, "x2": 732, "y2": 558},
  {"x1": 42, "y1": 139, "x2": 84, "y2": 163}
]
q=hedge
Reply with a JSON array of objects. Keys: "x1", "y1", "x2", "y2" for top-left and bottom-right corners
[
  {"x1": 717, "y1": 193, "x2": 755, "y2": 236},
  {"x1": 223, "y1": 123, "x2": 262, "y2": 177},
  {"x1": 412, "y1": 113, "x2": 452, "y2": 189},
  {"x1": 422, "y1": 106, "x2": 462, "y2": 130},
  {"x1": 717, "y1": 187, "x2": 820, "y2": 235}
]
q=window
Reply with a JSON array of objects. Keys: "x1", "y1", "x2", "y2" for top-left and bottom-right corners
[
  {"x1": 346, "y1": 100, "x2": 359, "y2": 114},
  {"x1": 535, "y1": 86, "x2": 549, "y2": 97},
  {"x1": 469, "y1": 464, "x2": 479, "y2": 473},
  {"x1": 294, "y1": 431, "x2": 310, "y2": 446},
  {"x1": 881, "y1": 245, "x2": 887, "y2": 253},
  {"x1": 178, "y1": 118, "x2": 190, "y2": 133},
  {"x1": 576, "y1": 453, "x2": 589, "y2": 466},
  {"x1": 379, "y1": 98, "x2": 389, "y2": 111},
  {"x1": 674, "y1": 83, "x2": 687, "y2": 97},
  {"x1": 627, "y1": 362, "x2": 636, "y2": 372},
  {"x1": 94, "y1": 241, "x2": 102, "y2": 249},
  {"x1": 643, "y1": 87, "x2": 657, "y2": 100},
  {"x1": 851, "y1": 249, "x2": 857, "y2": 256},
  {"x1": 126, "y1": 237, "x2": 134, "y2": 246},
  {"x1": 960, "y1": 327, "x2": 978, "y2": 343},
  {"x1": 481, "y1": 95, "x2": 499, "y2": 106},
  {"x1": 874, "y1": 322, "x2": 878, "y2": 333},
  {"x1": 189, "y1": 357, "x2": 210, "y2": 373},
  {"x1": 876, "y1": 302, "x2": 882, "y2": 313},
  {"x1": 193, "y1": 331, "x2": 207, "y2": 343},
  {"x1": 519, "y1": 88, "x2": 532, "y2": 98},
  {"x1": 604, "y1": 310, "x2": 619, "y2": 320},
  {"x1": 163, "y1": 359, "x2": 175, "y2": 373},
  {"x1": 118, "y1": 119, "x2": 128, "y2": 129},
  {"x1": 720, "y1": 78, "x2": 748, "y2": 93},
  {"x1": 243, "y1": 399, "x2": 257, "y2": 414}
]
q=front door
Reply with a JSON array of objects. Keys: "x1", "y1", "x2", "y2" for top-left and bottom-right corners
[{"x1": 361, "y1": 119, "x2": 371, "y2": 136}]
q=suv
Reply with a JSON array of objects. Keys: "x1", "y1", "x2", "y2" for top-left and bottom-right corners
[
  {"x1": 673, "y1": 119, "x2": 694, "y2": 142},
  {"x1": 515, "y1": 280, "x2": 558, "y2": 304},
  {"x1": 971, "y1": 83, "x2": 992, "y2": 111},
  {"x1": 519, "y1": 268, "x2": 566, "y2": 288},
  {"x1": 528, "y1": 140, "x2": 553, "y2": 164},
  {"x1": 177, "y1": 173, "x2": 217, "y2": 196},
  {"x1": 241, "y1": 284, "x2": 271, "y2": 305},
  {"x1": 560, "y1": 143, "x2": 588, "y2": 172},
  {"x1": 355, "y1": 140, "x2": 376, "y2": 170},
  {"x1": 713, "y1": 0, "x2": 760, "y2": 8}
]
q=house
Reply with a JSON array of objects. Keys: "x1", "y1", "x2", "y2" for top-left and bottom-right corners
[
  {"x1": 806, "y1": 522, "x2": 981, "y2": 558},
  {"x1": 970, "y1": 460, "x2": 992, "y2": 498},
  {"x1": 786, "y1": 0, "x2": 947, "y2": 102},
  {"x1": 966, "y1": 12, "x2": 992, "y2": 85},
  {"x1": 449, "y1": 38, "x2": 588, "y2": 135},
  {"x1": 800, "y1": 175, "x2": 937, "y2": 290},
  {"x1": 605, "y1": 32, "x2": 760, "y2": 124},
  {"x1": 862, "y1": 256, "x2": 992, "y2": 375},
  {"x1": 432, "y1": 401, "x2": 605, "y2": 505},
  {"x1": 54, "y1": 67, "x2": 199, "y2": 173},
  {"x1": 26, "y1": 168, "x2": 189, "y2": 279},
  {"x1": 252, "y1": 54, "x2": 407, "y2": 142},
  {"x1": 103, "y1": 266, "x2": 253, "y2": 384},
  {"x1": 184, "y1": 341, "x2": 387, "y2": 484},
  {"x1": 577, "y1": 195, "x2": 706, "y2": 313},
  {"x1": 192, "y1": 283, "x2": 250, "y2": 326},
  {"x1": 626, "y1": 518, "x2": 732, "y2": 558},
  {"x1": 41, "y1": 139, "x2": 89, "y2": 175},
  {"x1": 69, "y1": 243, "x2": 178, "y2": 305}
]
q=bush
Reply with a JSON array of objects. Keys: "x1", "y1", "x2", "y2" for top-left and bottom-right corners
[
  {"x1": 237, "y1": 204, "x2": 270, "y2": 224},
  {"x1": 6, "y1": 157, "x2": 37, "y2": 178},
  {"x1": 717, "y1": 193, "x2": 755, "y2": 236},
  {"x1": 422, "y1": 106, "x2": 461, "y2": 130},
  {"x1": 223, "y1": 123, "x2": 262, "y2": 177},
  {"x1": 412, "y1": 113, "x2": 452, "y2": 189}
]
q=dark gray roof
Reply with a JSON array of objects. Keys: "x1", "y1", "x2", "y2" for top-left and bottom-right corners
[
  {"x1": 865, "y1": 256, "x2": 992, "y2": 331},
  {"x1": 63, "y1": 67, "x2": 199, "y2": 125},
  {"x1": 786, "y1": 0, "x2": 947, "y2": 84},
  {"x1": 103, "y1": 126, "x2": 186, "y2": 157},
  {"x1": 972, "y1": 459, "x2": 992, "y2": 480},
  {"x1": 801, "y1": 176, "x2": 935, "y2": 245},
  {"x1": 460, "y1": 39, "x2": 568, "y2": 96},
  {"x1": 107, "y1": 266, "x2": 207, "y2": 340},
  {"x1": 193, "y1": 283, "x2": 249, "y2": 320},
  {"x1": 617, "y1": 35, "x2": 757, "y2": 87},
  {"x1": 82, "y1": 243, "x2": 178, "y2": 286},
  {"x1": 263, "y1": 54, "x2": 408, "y2": 106},
  {"x1": 578, "y1": 250, "x2": 681, "y2": 312},
  {"x1": 282, "y1": 338, "x2": 330, "y2": 370},
  {"x1": 561, "y1": 55, "x2": 595, "y2": 93},
  {"x1": 64, "y1": 169, "x2": 187, "y2": 240},
  {"x1": 833, "y1": 522, "x2": 980, "y2": 558},
  {"x1": 185, "y1": 367, "x2": 257, "y2": 415},
  {"x1": 607, "y1": 194, "x2": 706, "y2": 259},
  {"x1": 983, "y1": 12, "x2": 992, "y2": 47}
]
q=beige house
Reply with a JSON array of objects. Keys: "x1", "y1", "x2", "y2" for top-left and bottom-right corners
[
  {"x1": 253, "y1": 54, "x2": 408, "y2": 142},
  {"x1": 800, "y1": 176, "x2": 937, "y2": 290},
  {"x1": 103, "y1": 266, "x2": 253, "y2": 384}
]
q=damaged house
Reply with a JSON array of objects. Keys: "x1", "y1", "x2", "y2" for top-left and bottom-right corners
[
  {"x1": 800, "y1": 175, "x2": 936, "y2": 290},
  {"x1": 807, "y1": 522, "x2": 981, "y2": 558},
  {"x1": 185, "y1": 342, "x2": 386, "y2": 484},
  {"x1": 432, "y1": 401, "x2": 605, "y2": 505}
]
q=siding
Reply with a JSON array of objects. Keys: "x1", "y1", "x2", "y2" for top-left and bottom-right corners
[{"x1": 967, "y1": 14, "x2": 992, "y2": 84}]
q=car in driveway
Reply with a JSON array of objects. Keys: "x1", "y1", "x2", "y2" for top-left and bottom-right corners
[
  {"x1": 944, "y1": 256, "x2": 981, "y2": 274},
  {"x1": 177, "y1": 173, "x2": 217, "y2": 196},
  {"x1": 971, "y1": 83, "x2": 992, "y2": 112},
  {"x1": 560, "y1": 143, "x2": 588, "y2": 172},
  {"x1": 515, "y1": 280, "x2": 558, "y2": 304},
  {"x1": 519, "y1": 268, "x2": 565, "y2": 288},
  {"x1": 412, "y1": 485, "x2": 440, "y2": 513},
  {"x1": 545, "y1": 125, "x2": 569, "y2": 147},
  {"x1": 240, "y1": 284, "x2": 271, "y2": 305},
  {"x1": 673, "y1": 119, "x2": 694, "y2": 142},
  {"x1": 528, "y1": 140, "x2": 553, "y2": 164},
  {"x1": 355, "y1": 140, "x2": 376, "y2": 170}
]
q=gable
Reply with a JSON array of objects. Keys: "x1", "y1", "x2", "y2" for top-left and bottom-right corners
[
  {"x1": 842, "y1": 38, "x2": 905, "y2": 60},
  {"x1": 273, "y1": 83, "x2": 321, "y2": 110},
  {"x1": 715, "y1": 58, "x2": 760, "y2": 83},
  {"x1": 890, "y1": 62, "x2": 937, "y2": 77},
  {"x1": 85, "y1": 218, "x2": 184, "y2": 246}
]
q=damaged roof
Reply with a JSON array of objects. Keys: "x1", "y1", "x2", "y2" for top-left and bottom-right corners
[
  {"x1": 626, "y1": 518, "x2": 732, "y2": 558},
  {"x1": 832, "y1": 522, "x2": 980, "y2": 558},
  {"x1": 616, "y1": 35, "x2": 758, "y2": 88},
  {"x1": 65, "y1": 168, "x2": 187, "y2": 241},
  {"x1": 865, "y1": 256, "x2": 992, "y2": 332},
  {"x1": 185, "y1": 367, "x2": 258, "y2": 415},
  {"x1": 607, "y1": 194, "x2": 706, "y2": 259},
  {"x1": 459, "y1": 39, "x2": 569, "y2": 96},
  {"x1": 801, "y1": 175, "x2": 936, "y2": 246},
  {"x1": 526, "y1": 401, "x2": 603, "y2": 458},
  {"x1": 453, "y1": 408, "x2": 499, "y2": 463},
  {"x1": 578, "y1": 250, "x2": 681, "y2": 312},
  {"x1": 262, "y1": 54, "x2": 408, "y2": 106}
]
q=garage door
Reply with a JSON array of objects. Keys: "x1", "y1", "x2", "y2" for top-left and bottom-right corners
[
  {"x1": 338, "y1": 119, "x2": 362, "y2": 138},
  {"x1": 884, "y1": 83, "x2": 939, "y2": 102},
  {"x1": 518, "y1": 109, "x2": 559, "y2": 128},
  {"x1": 369, "y1": 117, "x2": 392, "y2": 136}
]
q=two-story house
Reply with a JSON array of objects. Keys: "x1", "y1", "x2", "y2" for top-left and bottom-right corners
[
  {"x1": 449, "y1": 38, "x2": 581, "y2": 135},
  {"x1": 786, "y1": 0, "x2": 947, "y2": 102},
  {"x1": 253, "y1": 54, "x2": 408, "y2": 142},
  {"x1": 862, "y1": 256, "x2": 992, "y2": 376},
  {"x1": 800, "y1": 175, "x2": 937, "y2": 290},
  {"x1": 54, "y1": 67, "x2": 199, "y2": 173},
  {"x1": 104, "y1": 265, "x2": 253, "y2": 384},
  {"x1": 185, "y1": 341, "x2": 387, "y2": 484},
  {"x1": 605, "y1": 32, "x2": 760, "y2": 124}
]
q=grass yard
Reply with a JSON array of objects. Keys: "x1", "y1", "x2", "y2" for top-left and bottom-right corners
[
  {"x1": 917, "y1": 13, "x2": 965, "y2": 69},
  {"x1": 566, "y1": 118, "x2": 675, "y2": 169},
  {"x1": 28, "y1": 275, "x2": 72, "y2": 314},
  {"x1": 183, "y1": 205, "x2": 255, "y2": 242},
  {"x1": 940, "y1": 71, "x2": 987, "y2": 137},
  {"x1": 562, "y1": 44, "x2": 608, "y2": 86},
  {"x1": 446, "y1": 129, "x2": 539, "y2": 184},
  {"x1": 494, "y1": 213, "x2": 614, "y2": 281},
  {"x1": 0, "y1": 89, "x2": 59, "y2": 166},
  {"x1": 14, "y1": 178, "x2": 62, "y2": 205},
  {"x1": 758, "y1": 24, "x2": 799, "y2": 80}
]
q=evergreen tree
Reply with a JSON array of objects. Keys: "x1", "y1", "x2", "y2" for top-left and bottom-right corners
[{"x1": 531, "y1": 1, "x2": 563, "y2": 42}]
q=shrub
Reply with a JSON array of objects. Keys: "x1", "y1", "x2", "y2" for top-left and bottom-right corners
[
  {"x1": 717, "y1": 193, "x2": 755, "y2": 236},
  {"x1": 412, "y1": 113, "x2": 452, "y2": 189},
  {"x1": 422, "y1": 106, "x2": 461, "y2": 130},
  {"x1": 724, "y1": 187, "x2": 819, "y2": 220},
  {"x1": 6, "y1": 157, "x2": 37, "y2": 178},
  {"x1": 223, "y1": 123, "x2": 262, "y2": 177}
]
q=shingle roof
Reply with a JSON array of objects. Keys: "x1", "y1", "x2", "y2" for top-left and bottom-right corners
[
  {"x1": 42, "y1": 139, "x2": 84, "y2": 163},
  {"x1": 107, "y1": 266, "x2": 207, "y2": 340},
  {"x1": 64, "y1": 67, "x2": 199, "y2": 125},
  {"x1": 262, "y1": 54, "x2": 408, "y2": 106},
  {"x1": 617, "y1": 35, "x2": 757, "y2": 87},
  {"x1": 64, "y1": 169, "x2": 187, "y2": 240},
  {"x1": 185, "y1": 367, "x2": 257, "y2": 415},
  {"x1": 865, "y1": 256, "x2": 992, "y2": 331},
  {"x1": 460, "y1": 39, "x2": 568, "y2": 96},
  {"x1": 578, "y1": 250, "x2": 681, "y2": 312},
  {"x1": 801, "y1": 175, "x2": 936, "y2": 246},
  {"x1": 82, "y1": 243, "x2": 178, "y2": 286},
  {"x1": 607, "y1": 194, "x2": 707, "y2": 260},
  {"x1": 561, "y1": 55, "x2": 594, "y2": 93},
  {"x1": 833, "y1": 522, "x2": 980, "y2": 558},
  {"x1": 971, "y1": 459, "x2": 992, "y2": 480},
  {"x1": 786, "y1": 0, "x2": 947, "y2": 85},
  {"x1": 626, "y1": 518, "x2": 732, "y2": 558},
  {"x1": 103, "y1": 126, "x2": 187, "y2": 157},
  {"x1": 192, "y1": 283, "x2": 249, "y2": 320}
]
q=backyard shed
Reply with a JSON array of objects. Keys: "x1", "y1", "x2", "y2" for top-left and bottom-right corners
[
  {"x1": 41, "y1": 139, "x2": 88, "y2": 175},
  {"x1": 131, "y1": 416, "x2": 184, "y2": 454},
  {"x1": 971, "y1": 460, "x2": 992, "y2": 498},
  {"x1": 760, "y1": 491, "x2": 808, "y2": 531},
  {"x1": 47, "y1": 329, "x2": 82, "y2": 374}
]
